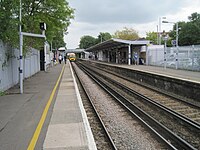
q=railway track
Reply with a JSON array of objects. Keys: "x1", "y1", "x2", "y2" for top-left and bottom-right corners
[
  {"x1": 83, "y1": 61, "x2": 200, "y2": 125},
  {"x1": 72, "y1": 62, "x2": 117, "y2": 150},
  {"x1": 76, "y1": 61, "x2": 200, "y2": 149}
]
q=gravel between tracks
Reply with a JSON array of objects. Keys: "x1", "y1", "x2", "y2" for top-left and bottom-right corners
[{"x1": 73, "y1": 63, "x2": 164, "y2": 150}]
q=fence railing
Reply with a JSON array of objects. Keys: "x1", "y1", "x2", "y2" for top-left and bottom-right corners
[{"x1": 147, "y1": 45, "x2": 200, "y2": 71}]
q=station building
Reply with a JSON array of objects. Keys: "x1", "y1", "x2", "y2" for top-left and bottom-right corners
[{"x1": 85, "y1": 38, "x2": 150, "y2": 65}]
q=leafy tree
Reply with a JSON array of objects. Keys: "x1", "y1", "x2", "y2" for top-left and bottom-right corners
[
  {"x1": 79, "y1": 35, "x2": 97, "y2": 49},
  {"x1": 146, "y1": 31, "x2": 158, "y2": 44},
  {"x1": 113, "y1": 27, "x2": 140, "y2": 40},
  {"x1": 0, "y1": 0, "x2": 19, "y2": 47},
  {"x1": 178, "y1": 22, "x2": 200, "y2": 45},
  {"x1": 0, "y1": 0, "x2": 74, "y2": 52},
  {"x1": 188, "y1": 12, "x2": 200, "y2": 22},
  {"x1": 168, "y1": 12, "x2": 200, "y2": 46},
  {"x1": 146, "y1": 31, "x2": 172, "y2": 46},
  {"x1": 52, "y1": 31, "x2": 66, "y2": 50},
  {"x1": 96, "y1": 32, "x2": 112, "y2": 43}
]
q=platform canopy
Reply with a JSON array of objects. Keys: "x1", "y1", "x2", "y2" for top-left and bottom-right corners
[
  {"x1": 65, "y1": 49, "x2": 85, "y2": 53},
  {"x1": 85, "y1": 38, "x2": 150, "y2": 52},
  {"x1": 58, "y1": 47, "x2": 66, "y2": 51}
]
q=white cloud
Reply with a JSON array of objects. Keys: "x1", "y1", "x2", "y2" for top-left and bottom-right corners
[
  {"x1": 71, "y1": 0, "x2": 184, "y2": 24},
  {"x1": 65, "y1": 0, "x2": 200, "y2": 49}
]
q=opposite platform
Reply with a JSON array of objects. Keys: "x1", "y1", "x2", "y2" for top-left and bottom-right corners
[
  {"x1": 87, "y1": 60, "x2": 200, "y2": 83},
  {"x1": 43, "y1": 61, "x2": 97, "y2": 150},
  {"x1": 122, "y1": 65, "x2": 200, "y2": 83}
]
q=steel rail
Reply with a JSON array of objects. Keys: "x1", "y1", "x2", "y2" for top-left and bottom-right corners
[
  {"x1": 71, "y1": 62, "x2": 117, "y2": 150},
  {"x1": 77, "y1": 62, "x2": 197, "y2": 150},
  {"x1": 76, "y1": 62, "x2": 179, "y2": 150},
  {"x1": 85, "y1": 61, "x2": 200, "y2": 110},
  {"x1": 79, "y1": 61, "x2": 200, "y2": 128}
]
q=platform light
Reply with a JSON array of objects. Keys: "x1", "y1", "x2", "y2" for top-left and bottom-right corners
[{"x1": 40, "y1": 22, "x2": 46, "y2": 30}]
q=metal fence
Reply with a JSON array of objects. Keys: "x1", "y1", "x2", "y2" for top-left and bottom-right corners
[
  {"x1": 147, "y1": 45, "x2": 200, "y2": 71},
  {"x1": 0, "y1": 40, "x2": 54, "y2": 92},
  {"x1": 0, "y1": 41, "x2": 40, "y2": 91}
]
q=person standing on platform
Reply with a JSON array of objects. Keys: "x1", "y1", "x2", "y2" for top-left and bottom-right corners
[{"x1": 59, "y1": 54, "x2": 62, "y2": 64}]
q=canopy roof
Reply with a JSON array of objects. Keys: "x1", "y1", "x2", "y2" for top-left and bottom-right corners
[
  {"x1": 86, "y1": 38, "x2": 150, "y2": 52},
  {"x1": 58, "y1": 47, "x2": 66, "y2": 51},
  {"x1": 65, "y1": 49, "x2": 85, "y2": 53}
]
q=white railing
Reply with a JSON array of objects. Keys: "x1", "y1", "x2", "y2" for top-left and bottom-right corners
[
  {"x1": 1, "y1": 41, "x2": 41, "y2": 91},
  {"x1": 147, "y1": 45, "x2": 200, "y2": 71}
]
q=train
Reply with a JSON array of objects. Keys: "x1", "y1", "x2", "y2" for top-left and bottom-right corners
[{"x1": 67, "y1": 53, "x2": 76, "y2": 61}]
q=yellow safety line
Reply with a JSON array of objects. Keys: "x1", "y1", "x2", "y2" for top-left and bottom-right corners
[{"x1": 27, "y1": 65, "x2": 65, "y2": 150}]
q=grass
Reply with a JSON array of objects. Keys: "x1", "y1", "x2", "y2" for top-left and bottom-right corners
[{"x1": 0, "y1": 91, "x2": 6, "y2": 96}]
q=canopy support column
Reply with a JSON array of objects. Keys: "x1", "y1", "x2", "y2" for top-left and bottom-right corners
[
  {"x1": 128, "y1": 44, "x2": 131, "y2": 65},
  {"x1": 116, "y1": 49, "x2": 119, "y2": 64}
]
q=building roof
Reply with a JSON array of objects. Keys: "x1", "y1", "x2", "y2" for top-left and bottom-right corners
[
  {"x1": 86, "y1": 38, "x2": 150, "y2": 52},
  {"x1": 65, "y1": 49, "x2": 85, "y2": 53},
  {"x1": 58, "y1": 47, "x2": 66, "y2": 51}
]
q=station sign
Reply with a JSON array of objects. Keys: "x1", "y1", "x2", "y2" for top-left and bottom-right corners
[{"x1": 171, "y1": 40, "x2": 176, "y2": 46}]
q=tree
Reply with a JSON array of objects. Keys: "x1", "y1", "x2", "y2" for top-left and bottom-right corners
[
  {"x1": 0, "y1": 0, "x2": 74, "y2": 51},
  {"x1": 146, "y1": 31, "x2": 158, "y2": 44},
  {"x1": 0, "y1": 0, "x2": 19, "y2": 47},
  {"x1": 188, "y1": 12, "x2": 200, "y2": 22},
  {"x1": 178, "y1": 22, "x2": 200, "y2": 45},
  {"x1": 113, "y1": 27, "x2": 140, "y2": 40},
  {"x1": 79, "y1": 35, "x2": 97, "y2": 49},
  {"x1": 168, "y1": 12, "x2": 200, "y2": 46},
  {"x1": 96, "y1": 32, "x2": 112, "y2": 44},
  {"x1": 52, "y1": 31, "x2": 66, "y2": 50}
]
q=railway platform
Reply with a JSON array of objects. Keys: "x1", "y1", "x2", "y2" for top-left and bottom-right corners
[
  {"x1": 43, "y1": 61, "x2": 97, "y2": 150},
  {"x1": 121, "y1": 64, "x2": 200, "y2": 83},
  {"x1": 0, "y1": 61, "x2": 97, "y2": 150},
  {"x1": 88, "y1": 60, "x2": 200, "y2": 83},
  {"x1": 84, "y1": 59, "x2": 200, "y2": 103}
]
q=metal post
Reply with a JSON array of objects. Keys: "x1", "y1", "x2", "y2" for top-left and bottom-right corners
[
  {"x1": 19, "y1": 0, "x2": 45, "y2": 93},
  {"x1": 159, "y1": 17, "x2": 166, "y2": 45},
  {"x1": 116, "y1": 49, "x2": 118, "y2": 64},
  {"x1": 128, "y1": 44, "x2": 131, "y2": 65},
  {"x1": 157, "y1": 25, "x2": 159, "y2": 45},
  {"x1": 43, "y1": 30, "x2": 47, "y2": 71},
  {"x1": 164, "y1": 36, "x2": 168, "y2": 69},
  {"x1": 192, "y1": 45, "x2": 194, "y2": 70},
  {"x1": 176, "y1": 22, "x2": 178, "y2": 47},
  {"x1": 146, "y1": 46, "x2": 149, "y2": 65},
  {"x1": 159, "y1": 17, "x2": 161, "y2": 45},
  {"x1": 19, "y1": 0, "x2": 23, "y2": 94},
  {"x1": 175, "y1": 22, "x2": 179, "y2": 69}
]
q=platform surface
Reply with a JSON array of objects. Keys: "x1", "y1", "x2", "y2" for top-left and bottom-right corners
[{"x1": 43, "y1": 61, "x2": 97, "y2": 150}]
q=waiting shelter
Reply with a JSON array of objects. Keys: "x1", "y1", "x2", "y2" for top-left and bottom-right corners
[{"x1": 85, "y1": 38, "x2": 150, "y2": 65}]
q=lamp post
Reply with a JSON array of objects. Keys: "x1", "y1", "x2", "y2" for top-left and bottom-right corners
[
  {"x1": 162, "y1": 20, "x2": 179, "y2": 69},
  {"x1": 19, "y1": 0, "x2": 46, "y2": 94},
  {"x1": 163, "y1": 35, "x2": 168, "y2": 69},
  {"x1": 162, "y1": 21, "x2": 178, "y2": 47},
  {"x1": 19, "y1": 0, "x2": 23, "y2": 94},
  {"x1": 158, "y1": 17, "x2": 166, "y2": 45}
]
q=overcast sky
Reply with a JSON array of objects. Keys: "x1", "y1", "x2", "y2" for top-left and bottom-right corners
[{"x1": 64, "y1": 0, "x2": 200, "y2": 49}]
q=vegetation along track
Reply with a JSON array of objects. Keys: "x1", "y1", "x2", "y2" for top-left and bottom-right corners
[{"x1": 76, "y1": 61, "x2": 200, "y2": 149}]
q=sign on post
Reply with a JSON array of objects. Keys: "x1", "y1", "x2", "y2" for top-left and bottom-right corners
[{"x1": 171, "y1": 40, "x2": 176, "y2": 46}]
